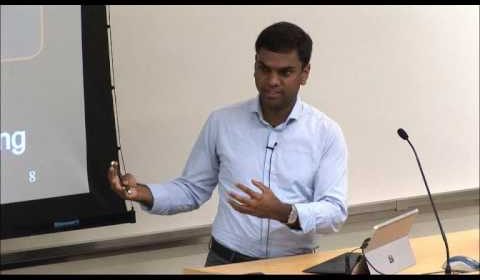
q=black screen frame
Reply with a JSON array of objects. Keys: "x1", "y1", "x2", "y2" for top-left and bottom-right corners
[{"x1": 1, "y1": 5, "x2": 135, "y2": 240}]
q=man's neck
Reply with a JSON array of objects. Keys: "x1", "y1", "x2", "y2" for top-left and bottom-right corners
[{"x1": 261, "y1": 102, "x2": 295, "y2": 128}]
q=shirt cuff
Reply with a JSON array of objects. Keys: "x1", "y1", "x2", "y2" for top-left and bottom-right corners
[
  {"x1": 295, "y1": 201, "x2": 347, "y2": 234},
  {"x1": 140, "y1": 183, "x2": 171, "y2": 215},
  {"x1": 295, "y1": 203, "x2": 314, "y2": 233},
  {"x1": 295, "y1": 202, "x2": 331, "y2": 234}
]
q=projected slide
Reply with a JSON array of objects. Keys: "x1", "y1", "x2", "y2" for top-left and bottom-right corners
[
  {"x1": 1, "y1": 6, "x2": 133, "y2": 241},
  {"x1": 0, "y1": 6, "x2": 44, "y2": 62},
  {"x1": 1, "y1": 6, "x2": 89, "y2": 204}
]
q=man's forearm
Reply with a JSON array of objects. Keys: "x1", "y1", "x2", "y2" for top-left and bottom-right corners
[{"x1": 136, "y1": 183, "x2": 154, "y2": 209}]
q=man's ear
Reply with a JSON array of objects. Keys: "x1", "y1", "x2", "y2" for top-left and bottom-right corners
[{"x1": 301, "y1": 64, "x2": 311, "y2": 85}]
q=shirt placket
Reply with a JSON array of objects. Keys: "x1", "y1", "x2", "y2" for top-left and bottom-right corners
[{"x1": 262, "y1": 129, "x2": 279, "y2": 257}]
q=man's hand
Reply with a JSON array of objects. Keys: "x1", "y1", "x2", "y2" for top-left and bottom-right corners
[
  {"x1": 227, "y1": 179, "x2": 291, "y2": 223},
  {"x1": 107, "y1": 161, "x2": 153, "y2": 208}
]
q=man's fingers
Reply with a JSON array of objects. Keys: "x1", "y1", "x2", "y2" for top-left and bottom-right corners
[
  {"x1": 251, "y1": 179, "x2": 268, "y2": 192},
  {"x1": 107, "y1": 161, "x2": 139, "y2": 201},
  {"x1": 121, "y1": 173, "x2": 137, "y2": 188},
  {"x1": 107, "y1": 166, "x2": 124, "y2": 193},
  {"x1": 114, "y1": 182, "x2": 138, "y2": 200},
  {"x1": 228, "y1": 199, "x2": 252, "y2": 215},
  {"x1": 108, "y1": 161, "x2": 121, "y2": 183},
  {"x1": 228, "y1": 191, "x2": 252, "y2": 206},
  {"x1": 124, "y1": 186, "x2": 137, "y2": 198},
  {"x1": 111, "y1": 165, "x2": 117, "y2": 177},
  {"x1": 235, "y1": 183, "x2": 261, "y2": 199},
  {"x1": 107, "y1": 167, "x2": 120, "y2": 187},
  {"x1": 110, "y1": 161, "x2": 120, "y2": 177},
  {"x1": 112, "y1": 179, "x2": 124, "y2": 194}
]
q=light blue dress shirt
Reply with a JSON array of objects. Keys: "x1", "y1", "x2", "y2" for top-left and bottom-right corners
[{"x1": 144, "y1": 95, "x2": 348, "y2": 258}]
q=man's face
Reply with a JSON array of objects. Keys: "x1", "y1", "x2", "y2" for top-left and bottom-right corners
[{"x1": 254, "y1": 48, "x2": 310, "y2": 112}]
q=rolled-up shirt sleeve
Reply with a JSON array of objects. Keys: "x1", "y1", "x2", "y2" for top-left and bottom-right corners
[
  {"x1": 141, "y1": 112, "x2": 220, "y2": 215},
  {"x1": 295, "y1": 122, "x2": 348, "y2": 234}
]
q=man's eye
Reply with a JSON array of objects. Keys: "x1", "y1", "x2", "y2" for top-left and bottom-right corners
[
  {"x1": 280, "y1": 70, "x2": 292, "y2": 77},
  {"x1": 259, "y1": 65, "x2": 268, "y2": 72}
]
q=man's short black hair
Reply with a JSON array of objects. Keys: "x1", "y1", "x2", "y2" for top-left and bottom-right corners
[{"x1": 255, "y1": 21, "x2": 313, "y2": 68}]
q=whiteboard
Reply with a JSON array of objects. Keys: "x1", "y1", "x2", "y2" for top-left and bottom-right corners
[{"x1": 2, "y1": 5, "x2": 478, "y2": 253}]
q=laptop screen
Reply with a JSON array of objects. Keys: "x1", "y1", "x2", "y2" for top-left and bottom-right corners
[{"x1": 366, "y1": 208, "x2": 419, "y2": 252}]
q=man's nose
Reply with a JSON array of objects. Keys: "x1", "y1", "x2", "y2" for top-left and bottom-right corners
[{"x1": 267, "y1": 72, "x2": 280, "y2": 87}]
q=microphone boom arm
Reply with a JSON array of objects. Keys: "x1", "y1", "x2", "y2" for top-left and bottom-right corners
[{"x1": 403, "y1": 136, "x2": 452, "y2": 274}]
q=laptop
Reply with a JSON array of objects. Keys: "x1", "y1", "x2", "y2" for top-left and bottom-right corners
[
  {"x1": 363, "y1": 208, "x2": 419, "y2": 274},
  {"x1": 303, "y1": 208, "x2": 419, "y2": 275}
]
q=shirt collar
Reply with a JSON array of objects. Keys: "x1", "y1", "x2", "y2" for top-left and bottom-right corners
[{"x1": 249, "y1": 95, "x2": 303, "y2": 124}]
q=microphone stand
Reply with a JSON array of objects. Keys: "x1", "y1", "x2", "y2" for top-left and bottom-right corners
[{"x1": 399, "y1": 129, "x2": 451, "y2": 274}]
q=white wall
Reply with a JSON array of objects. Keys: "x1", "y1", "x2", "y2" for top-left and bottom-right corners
[
  {"x1": 109, "y1": 5, "x2": 478, "y2": 205},
  {"x1": 109, "y1": 3, "x2": 479, "y2": 237},
  {"x1": 2, "y1": 5, "x2": 478, "y2": 254}
]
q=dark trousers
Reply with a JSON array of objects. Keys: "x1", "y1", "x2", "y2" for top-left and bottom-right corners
[{"x1": 204, "y1": 236, "x2": 260, "y2": 267}]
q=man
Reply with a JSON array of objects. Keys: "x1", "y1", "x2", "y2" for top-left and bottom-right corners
[{"x1": 108, "y1": 21, "x2": 348, "y2": 267}]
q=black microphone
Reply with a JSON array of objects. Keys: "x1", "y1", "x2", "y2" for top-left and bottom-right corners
[
  {"x1": 397, "y1": 128, "x2": 452, "y2": 274},
  {"x1": 266, "y1": 142, "x2": 277, "y2": 150}
]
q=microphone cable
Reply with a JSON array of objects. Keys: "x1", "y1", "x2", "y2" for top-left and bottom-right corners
[
  {"x1": 345, "y1": 246, "x2": 362, "y2": 274},
  {"x1": 361, "y1": 247, "x2": 385, "y2": 275},
  {"x1": 265, "y1": 142, "x2": 277, "y2": 258},
  {"x1": 358, "y1": 237, "x2": 385, "y2": 275},
  {"x1": 106, "y1": 5, "x2": 133, "y2": 211}
]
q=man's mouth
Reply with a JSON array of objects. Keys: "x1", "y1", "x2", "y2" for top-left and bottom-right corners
[{"x1": 263, "y1": 90, "x2": 282, "y2": 99}]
